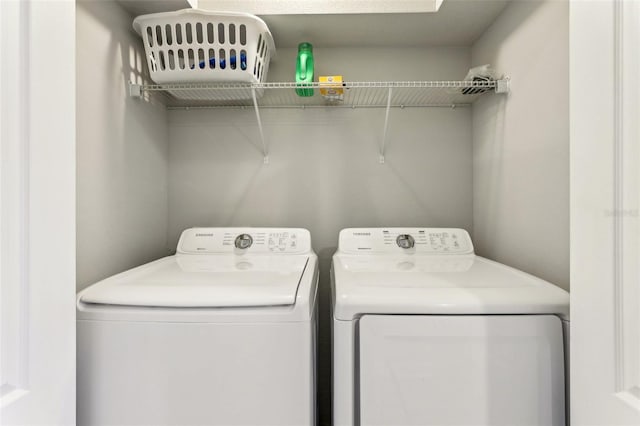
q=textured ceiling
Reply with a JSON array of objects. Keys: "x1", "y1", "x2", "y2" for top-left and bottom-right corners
[
  {"x1": 116, "y1": 0, "x2": 193, "y2": 17},
  {"x1": 261, "y1": 1, "x2": 510, "y2": 47},
  {"x1": 116, "y1": 0, "x2": 510, "y2": 48}
]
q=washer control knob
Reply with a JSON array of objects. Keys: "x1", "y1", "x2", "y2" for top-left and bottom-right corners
[
  {"x1": 234, "y1": 234, "x2": 253, "y2": 250},
  {"x1": 396, "y1": 234, "x2": 415, "y2": 249}
]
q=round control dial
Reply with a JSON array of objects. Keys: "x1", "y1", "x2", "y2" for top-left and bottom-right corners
[
  {"x1": 234, "y1": 234, "x2": 253, "y2": 250},
  {"x1": 396, "y1": 234, "x2": 415, "y2": 249}
]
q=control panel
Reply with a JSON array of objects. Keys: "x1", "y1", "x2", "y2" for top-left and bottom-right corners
[
  {"x1": 338, "y1": 228, "x2": 474, "y2": 255},
  {"x1": 177, "y1": 228, "x2": 311, "y2": 254}
]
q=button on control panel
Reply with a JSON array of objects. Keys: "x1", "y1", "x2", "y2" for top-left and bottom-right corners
[
  {"x1": 267, "y1": 231, "x2": 298, "y2": 252},
  {"x1": 427, "y1": 231, "x2": 462, "y2": 252}
]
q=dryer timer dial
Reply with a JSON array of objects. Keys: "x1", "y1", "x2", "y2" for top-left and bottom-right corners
[
  {"x1": 234, "y1": 234, "x2": 253, "y2": 249},
  {"x1": 396, "y1": 234, "x2": 415, "y2": 249}
]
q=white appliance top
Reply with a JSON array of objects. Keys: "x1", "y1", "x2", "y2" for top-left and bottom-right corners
[
  {"x1": 80, "y1": 228, "x2": 312, "y2": 308},
  {"x1": 332, "y1": 228, "x2": 569, "y2": 320}
]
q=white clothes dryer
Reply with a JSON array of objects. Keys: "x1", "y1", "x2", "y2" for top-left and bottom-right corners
[
  {"x1": 77, "y1": 227, "x2": 318, "y2": 426},
  {"x1": 332, "y1": 228, "x2": 569, "y2": 426}
]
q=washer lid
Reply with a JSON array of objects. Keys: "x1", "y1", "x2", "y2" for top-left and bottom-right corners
[
  {"x1": 332, "y1": 254, "x2": 569, "y2": 320},
  {"x1": 79, "y1": 254, "x2": 310, "y2": 308}
]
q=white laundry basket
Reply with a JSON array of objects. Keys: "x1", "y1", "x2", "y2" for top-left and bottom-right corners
[{"x1": 133, "y1": 10, "x2": 275, "y2": 100}]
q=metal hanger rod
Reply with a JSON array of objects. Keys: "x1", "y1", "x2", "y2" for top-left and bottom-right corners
[
  {"x1": 380, "y1": 87, "x2": 393, "y2": 164},
  {"x1": 251, "y1": 88, "x2": 269, "y2": 164}
]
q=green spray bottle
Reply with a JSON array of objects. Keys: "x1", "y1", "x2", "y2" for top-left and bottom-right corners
[{"x1": 295, "y1": 42, "x2": 314, "y2": 97}]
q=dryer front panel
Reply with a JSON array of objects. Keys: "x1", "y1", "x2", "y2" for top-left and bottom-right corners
[{"x1": 358, "y1": 315, "x2": 565, "y2": 426}]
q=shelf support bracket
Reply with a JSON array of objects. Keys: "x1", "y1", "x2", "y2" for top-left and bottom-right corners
[
  {"x1": 129, "y1": 82, "x2": 142, "y2": 98},
  {"x1": 495, "y1": 77, "x2": 510, "y2": 94},
  {"x1": 379, "y1": 87, "x2": 393, "y2": 164},
  {"x1": 251, "y1": 87, "x2": 269, "y2": 164}
]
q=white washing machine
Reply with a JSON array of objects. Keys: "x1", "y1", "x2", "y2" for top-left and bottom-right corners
[
  {"x1": 77, "y1": 227, "x2": 318, "y2": 426},
  {"x1": 332, "y1": 228, "x2": 569, "y2": 426}
]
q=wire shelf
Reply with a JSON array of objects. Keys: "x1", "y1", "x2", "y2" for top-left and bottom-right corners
[
  {"x1": 133, "y1": 80, "x2": 508, "y2": 109},
  {"x1": 129, "y1": 79, "x2": 510, "y2": 164}
]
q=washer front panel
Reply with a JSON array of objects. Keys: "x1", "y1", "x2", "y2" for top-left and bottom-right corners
[{"x1": 358, "y1": 314, "x2": 566, "y2": 426}]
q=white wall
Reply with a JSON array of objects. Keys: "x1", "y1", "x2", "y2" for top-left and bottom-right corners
[
  {"x1": 168, "y1": 47, "x2": 473, "y2": 245},
  {"x1": 167, "y1": 46, "x2": 472, "y2": 424},
  {"x1": 76, "y1": 0, "x2": 170, "y2": 291},
  {"x1": 471, "y1": 0, "x2": 569, "y2": 290}
]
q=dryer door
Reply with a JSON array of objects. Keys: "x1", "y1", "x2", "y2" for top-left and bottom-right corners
[{"x1": 358, "y1": 315, "x2": 565, "y2": 426}]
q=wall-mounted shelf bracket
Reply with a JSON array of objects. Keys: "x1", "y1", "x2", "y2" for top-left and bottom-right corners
[
  {"x1": 251, "y1": 88, "x2": 269, "y2": 164},
  {"x1": 495, "y1": 77, "x2": 510, "y2": 94},
  {"x1": 129, "y1": 82, "x2": 143, "y2": 98}
]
